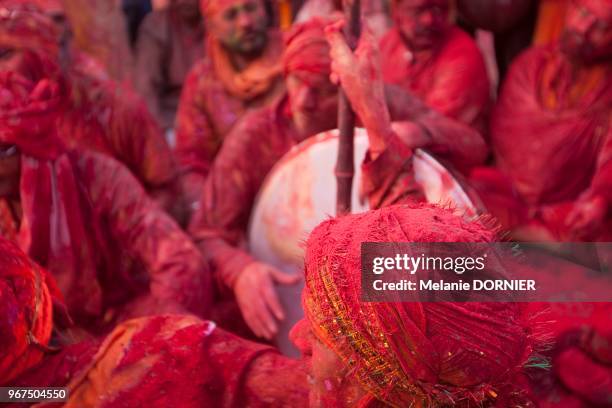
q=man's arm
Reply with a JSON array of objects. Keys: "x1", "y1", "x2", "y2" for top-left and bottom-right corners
[
  {"x1": 188, "y1": 112, "x2": 299, "y2": 339},
  {"x1": 83, "y1": 152, "x2": 212, "y2": 317},
  {"x1": 326, "y1": 22, "x2": 488, "y2": 207}
]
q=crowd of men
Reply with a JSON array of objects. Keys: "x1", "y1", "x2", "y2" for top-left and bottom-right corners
[{"x1": 0, "y1": 0, "x2": 611, "y2": 406}]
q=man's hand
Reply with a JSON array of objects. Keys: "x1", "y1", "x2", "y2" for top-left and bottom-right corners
[
  {"x1": 325, "y1": 19, "x2": 392, "y2": 153},
  {"x1": 566, "y1": 194, "x2": 608, "y2": 240},
  {"x1": 234, "y1": 262, "x2": 301, "y2": 340}
]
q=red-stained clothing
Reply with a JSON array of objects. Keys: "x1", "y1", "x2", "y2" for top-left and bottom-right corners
[
  {"x1": 0, "y1": 151, "x2": 212, "y2": 332},
  {"x1": 0, "y1": 4, "x2": 183, "y2": 221},
  {"x1": 174, "y1": 32, "x2": 285, "y2": 213},
  {"x1": 189, "y1": 99, "x2": 298, "y2": 290},
  {"x1": 62, "y1": 65, "x2": 186, "y2": 223},
  {"x1": 380, "y1": 27, "x2": 491, "y2": 137},
  {"x1": 475, "y1": 45, "x2": 612, "y2": 240},
  {"x1": 10, "y1": 316, "x2": 308, "y2": 408},
  {"x1": 0, "y1": 69, "x2": 211, "y2": 329}
]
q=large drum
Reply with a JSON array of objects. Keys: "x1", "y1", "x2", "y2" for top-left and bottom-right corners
[{"x1": 248, "y1": 128, "x2": 479, "y2": 356}]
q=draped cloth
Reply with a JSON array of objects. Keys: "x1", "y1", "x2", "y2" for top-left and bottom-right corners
[
  {"x1": 208, "y1": 30, "x2": 284, "y2": 101},
  {"x1": 0, "y1": 72, "x2": 105, "y2": 318},
  {"x1": 379, "y1": 26, "x2": 491, "y2": 137},
  {"x1": 174, "y1": 27, "x2": 284, "y2": 216},
  {"x1": 302, "y1": 204, "x2": 537, "y2": 407},
  {"x1": 0, "y1": 72, "x2": 212, "y2": 330},
  {"x1": 0, "y1": 4, "x2": 186, "y2": 222},
  {"x1": 477, "y1": 44, "x2": 612, "y2": 240},
  {"x1": 12, "y1": 315, "x2": 308, "y2": 408}
]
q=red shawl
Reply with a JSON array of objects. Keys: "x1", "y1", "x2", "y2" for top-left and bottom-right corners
[
  {"x1": 492, "y1": 46, "x2": 612, "y2": 206},
  {"x1": 0, "y1": 72, "x2": 106, "y2": 319}
]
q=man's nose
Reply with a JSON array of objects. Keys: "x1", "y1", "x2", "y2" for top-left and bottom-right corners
[
  {"x1": 237, "y1": 10, "x2": 255, "y2": 29},
  {"x1": 419, "y1": 10, "x2": 435, "y2": 26}
]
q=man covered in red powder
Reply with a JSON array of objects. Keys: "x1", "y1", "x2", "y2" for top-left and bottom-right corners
[
  {"x1": 0, "y1": 3, "x2": 187, "y2": 223},
  {"x1": 189, "y1": 18, "x2": 488, "y2": 340},
  {"x1": 0, "y1": 71, "x2": 212, "y2": 334},
  {"x1": 473, "y1": 0, "x2": 612, "y2": 242},
  {"x1": 134, "y1": 0, "x2": 204, "y2": 131},
  {"x1": 380, "y1": 0, "x2": 491, "y2": 137},
  {"x1": 175, "y1": 0, "x2": 285, "y2": 216}
]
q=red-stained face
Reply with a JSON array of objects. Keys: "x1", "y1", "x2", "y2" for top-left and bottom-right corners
[
  {"x1": 561, "y1": 0, "x2": 612, "y2": 63},
  {"x1": 207, "y1": 0, "x2": 269, "y2": 57},
  {"x1": 393, "y1": 0, "x2": 450, "y2": 50},
  {"x1": 290, "y1": 319, "x2": 367, "y2": 408},
  {"x1": 286, "y1": 71, "x2": 338, "y2": 140}
]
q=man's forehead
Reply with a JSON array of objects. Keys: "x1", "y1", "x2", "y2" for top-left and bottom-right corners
[
  {"x1": 201, "y1": 0, "x2": 260, "y2": 16},
  {"x1": 394, "y1": 0, "x2": 448, "y2": 9}
]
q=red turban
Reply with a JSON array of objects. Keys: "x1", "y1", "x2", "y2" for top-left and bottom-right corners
[
  {"x1": 283, "y1": 17, "x2": 334, "y2": 76},
  {"x1": 303, "y1": 203, "x2": 537, "y2": 406},
  {"x1": 0, "y1": 237, "x2": 54, "y2": 384}
]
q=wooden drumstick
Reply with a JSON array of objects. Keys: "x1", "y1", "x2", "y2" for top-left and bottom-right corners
[{"x1": 335, "y1": 0, "x2": 361, "y2": 216}]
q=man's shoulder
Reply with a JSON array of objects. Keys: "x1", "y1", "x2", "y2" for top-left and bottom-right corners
[
  {"x1": 230, "y1": 103, "x2": 281, "y2": 138},
  {"x1": 218, "y1": 102, "x2": 285, "y2": 154},
  {"x1": 505, "y1": 45, "x2": 556, "y2": 82},
  {"x1": 438, "y1": 27, "x2": 484, "y2": 63}
]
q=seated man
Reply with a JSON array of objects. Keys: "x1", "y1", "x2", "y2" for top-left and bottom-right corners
[
  {"x1": 473, "y1": 0, "x2": 612, "y2": 241},
  {"x1": 0, "y1": 71, "x2": 212, "y2": 334},
  {"x1": 5, "y1": 204, "x2": 539, "y2": 407},
  {"x1": 189, "y1": 18, "x2": 488, "y2": 340},
  {"x1": 379, "y1": 0, "x2": 491, "y2": 138},
  {"x1": 134, "y1": 0, "x2": 204, "y2": 131},
  {"x1": 175, "y1": 0, "x2": 285, "y2": 216},
  {"x1": 0, "y1": 3, "x2": 187, "y2": 223}
]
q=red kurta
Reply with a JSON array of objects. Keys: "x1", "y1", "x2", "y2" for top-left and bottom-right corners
[
  {"x1": 1, "y1": 150, "x2": 212, "y2": 333},
  {"x1": 189, "y1": 98, "x2": 298, "y2": 290},
  {"x1": 0, "y1": 70, "x2": 211, "y2": 331},
  {"x1": 380, "y1": 27, "x2": 491, "y2": 137},
  {"x1": 174, "y1": 31, "x2": 285, "y2": 214},
  {"x1": 476, "y1": 45, "x2": 612, "y2": 240}
]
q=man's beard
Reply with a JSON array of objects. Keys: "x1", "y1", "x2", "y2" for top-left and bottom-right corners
[{"x1": 226, "y1": 31, "x2": 268, "y2": 59}]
